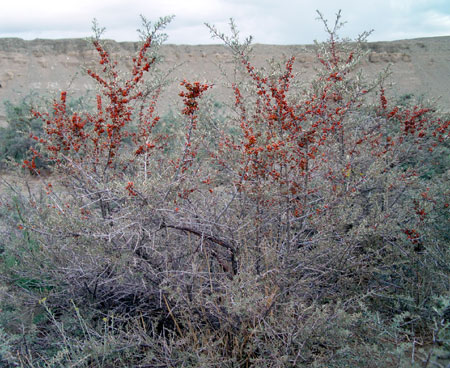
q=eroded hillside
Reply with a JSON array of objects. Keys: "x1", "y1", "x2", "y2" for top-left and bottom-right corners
[{"x1": 0, "y1": 36, "x2": 449, "y2": 126}]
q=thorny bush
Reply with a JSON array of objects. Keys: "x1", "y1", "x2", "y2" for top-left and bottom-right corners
[{"x1": 1, "y1": 12, "x2": 449, "y2": 367}]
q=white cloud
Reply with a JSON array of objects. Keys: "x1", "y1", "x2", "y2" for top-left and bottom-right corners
[
  {"x1": 0, "y1": 0, "x2": 449, "y2": 43},
  {"x1": 423, "y1": 10, "x2": 450, "y2": 31}
]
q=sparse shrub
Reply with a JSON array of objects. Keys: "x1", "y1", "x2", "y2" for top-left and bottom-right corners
[
  {"x1": 0, "y1": 11, "x2": 448, "y2": 367},
  {"x1": 0, "y1": 93, "x2": 93, "y2": 171},
  {"x1": 0, "y1": 95, "x2": 45, "y2": 170}
]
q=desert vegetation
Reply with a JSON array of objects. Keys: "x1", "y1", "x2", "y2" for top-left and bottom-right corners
[{"x1": 0, "y1": 12, "x2": 449, "y2": 367}]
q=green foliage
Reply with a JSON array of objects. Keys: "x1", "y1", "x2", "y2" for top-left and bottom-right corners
[{"x1": 0, "y1": 94, "x2": 43, "y2": 168}]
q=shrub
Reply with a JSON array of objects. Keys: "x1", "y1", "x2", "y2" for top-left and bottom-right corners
[
  {"x1": 0, "y1": 94, "x2": 45, "y2": 169},
  {"x1": 0, "y1": 93, "x2": 94, "y2": 172},
  {"x1": 1, "y1": 12, "x2": 449, "y2": 367}
]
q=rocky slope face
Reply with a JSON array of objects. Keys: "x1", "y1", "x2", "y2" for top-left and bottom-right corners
[{"x1": 0, "y1": 36, "x2": 449, "y2": 126}]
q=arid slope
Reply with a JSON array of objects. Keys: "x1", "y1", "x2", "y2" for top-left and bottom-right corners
[{"x1": 0, "y1": 36, "x2": 449, "y2": 126}]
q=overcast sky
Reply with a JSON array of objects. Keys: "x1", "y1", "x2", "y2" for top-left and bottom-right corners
[{"x1": 1, "y1": 0, "x2": 449, "y2": 44}]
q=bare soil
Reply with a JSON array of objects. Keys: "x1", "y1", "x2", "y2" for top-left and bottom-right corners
[{"x1": 0, "y1": 36, "x2": 449, "y2": 127}]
